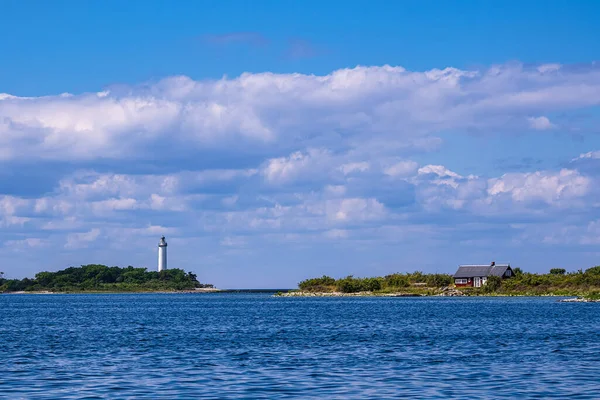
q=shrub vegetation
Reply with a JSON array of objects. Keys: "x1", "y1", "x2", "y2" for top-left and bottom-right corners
[
  {"x1": 296, "y1": 266, "x2": 600, "y2": 297},
  {"x1": 298, "y1": 272, "x2": 452, "y2": 293}
]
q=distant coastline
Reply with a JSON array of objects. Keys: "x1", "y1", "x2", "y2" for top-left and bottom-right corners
[
  {"x1": 4, "y1": 264, "x2": 600, "y2": 302},
  {"x1": 278, "y1": 268, "x2": 600, "y2": 301},
  {"x1": 2, "y1": 288, "x2": 296, "y2": 295},
  {"x1": 0, "y1": 264, "x2": 213, "y2": 294},
  {"x1": 3, "y1": 288, "x2": 223, "y2": 295}
]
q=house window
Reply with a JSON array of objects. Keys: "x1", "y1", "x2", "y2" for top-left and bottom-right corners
[
  {"x1": 455, "y1": 279, "x2": 468, "y2": 284},
  {"x1": 506, "y1": 270, "x2": 512, "y2": 277}
]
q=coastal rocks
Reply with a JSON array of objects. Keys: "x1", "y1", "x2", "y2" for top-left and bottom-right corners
[
  {"x1": 559, "y1": 297, "x2": 600, "y2": 303},
  {"x1": 437, "y1": 287, "x2": 465, "y2": 296},
  {"x1": 278, "y1": 291, "x2": 371, "y2": 297},
  {"x1": 276, "y1": 291, "x2": 426, "y2": 297}
]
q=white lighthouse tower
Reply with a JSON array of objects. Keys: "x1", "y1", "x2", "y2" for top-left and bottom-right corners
[{"x1": 158, "y1": 236, "x2": 167, "y2": 272}]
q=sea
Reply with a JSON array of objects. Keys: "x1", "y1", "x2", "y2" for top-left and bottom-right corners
[{"x1": 1, "y1": 294, "x2": 599, "y2": 399}]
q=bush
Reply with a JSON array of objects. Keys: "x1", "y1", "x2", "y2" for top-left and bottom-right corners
[
  {"x1": 335, "y1": 276, "x2": 359, "y2": 293},
  {"x1": 484, "y1": 275, "x2": 502, "y2": 293},
  {"x1": 425, "y1": 274, "x2": 452, "y2": 287},
  {"x1": 585, "y1": 266, "x2": 600, "y2": 275},
  {"x1": 550, "y1": 268, "x2": 566, "y2": 275},
  {"x1": 299, "y1": 275, "x2": 336, "y2": 292},
  {"x1": 362, "y1": 277, "x2": 382, "y2": 292},
  {"x1": 384, "y1": 274, "x2": 409, "y2": 288}
]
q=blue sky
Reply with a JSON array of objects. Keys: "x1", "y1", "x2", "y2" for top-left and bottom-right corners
[{"x1": 1, "y1": 1, "x2": 600, "y2": 287}]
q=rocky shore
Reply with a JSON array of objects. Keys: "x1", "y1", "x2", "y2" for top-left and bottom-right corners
[
  {"x1": 559, "y1": 297, "x2": 600, "y2": 303},
  {"x1": 276, "y1": 288, "x2": 600, "y2": 299},
  {"x1": 436, "y1": 287, "x2": 465, "y2": 296},
  {"x1": 276, "y1": 291, "x2": 426, "y2": 297},
  {"x1": 276, "y1": 285, "x2": 471, "y2": 297}
]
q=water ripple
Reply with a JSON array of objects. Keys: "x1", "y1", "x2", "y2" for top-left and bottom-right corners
[{"x1": 1, "y1": 295, "x2": 599, "y2": 398}]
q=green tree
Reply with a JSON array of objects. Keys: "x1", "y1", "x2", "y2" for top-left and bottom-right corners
[
  {"x1": 550, "y1": 268, "x2": 566, "y2": 275},
  {"x1": 585, "y1": 266, "x2": 600, "y2": 275}
]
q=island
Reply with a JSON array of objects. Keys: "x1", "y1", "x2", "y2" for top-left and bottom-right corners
[
  {"x1": 277, "y1": 266, "x2": 600, "y2": 301},
  {"x1": 0, "y1": 264, "x2": 216, "y2": 293}
]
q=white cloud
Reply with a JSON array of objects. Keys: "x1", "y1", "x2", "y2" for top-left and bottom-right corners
[
  {"x1": 339, "y1": 162, "x2": 370, "y2": 175},
  {"x1": 91, "y1": 198, "x2": 139, "y2": 213},
  {"x1": 325, "y1": 198, "x2": 386, "y2": 223},
  {"x1": 487, "y1": 169, "x2": 589, "y2": 205},
  {"x1": 0, "y1": 216, "x2": 31, "y2": 228},
  {"x1": 262, "y1": 149, "x2": 331, "y2": 184},
  {"x1": 384, "y1": 160, "x2": 418, "y2": 177},
  {"x1": 417, "y1": 165, "x2": 465, "y2": 189},
  {"x1": 115, "y1": 225, "x2": 178, "y2": 237},
  {"x1": 0, "y1": 195, "x2": 30, "y2": 216},
  {"x1": 65, "y1": 228, "x2": 101, "y2": 249},
  {"x1": 537, "y1": 64, "x2": 561, "y2": 74},
  {"x1": 528, "y1": 116, "x2": 555, "y2": 130},
  {"x1": 5, "y1": 238, "x2": 49, "y2": 249},
  {"x1": 1, "y1": 63, "x2": 599, "y2": 162},
  {"x1": 572, "y1": 150, "x2": 600, "y2": 161}
]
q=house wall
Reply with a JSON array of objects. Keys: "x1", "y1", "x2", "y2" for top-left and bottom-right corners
[{"x1": 454, "y1": 278, "x2": 473, "y2": 287}]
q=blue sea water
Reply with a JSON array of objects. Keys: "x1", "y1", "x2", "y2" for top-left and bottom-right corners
[{"x1": 1, "y1": 294, "x2": 599, "y2": 399}]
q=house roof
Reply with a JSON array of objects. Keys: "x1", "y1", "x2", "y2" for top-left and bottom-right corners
[
  {"x1": 490, "y1": 265, "x2": 510, "y2": 277},
  {"x1": 453, "y1": 264, "x2": 511, "y2": 278}
]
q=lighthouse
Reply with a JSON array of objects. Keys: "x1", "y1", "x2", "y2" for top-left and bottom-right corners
[{"x1": 158, "y1": 236, "x2": 167, "y2": 272}]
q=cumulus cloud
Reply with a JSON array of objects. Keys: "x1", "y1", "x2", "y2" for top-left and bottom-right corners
[
  {"x1": 2, "y1": 62, "x2": 600, "y2": 281},
  {"x1": 487, "y1": 169, "x2": 590, "y2": 205},
  {"x1": 528, "y1": 116, "x2": 555, "y2": 130},
  {"x1": 262, "y1": 149, "x2": 333, "y2": 184},
  {"x1": 2, "y1": 62, "x2": 600, "y2": 163}
]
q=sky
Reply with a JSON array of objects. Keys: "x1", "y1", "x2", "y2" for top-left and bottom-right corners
[{"x1": 1, "y1": 0, "x2": 600, "y2": 287}]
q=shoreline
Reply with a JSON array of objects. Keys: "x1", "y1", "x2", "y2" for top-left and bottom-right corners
[
  {"x1": 3, "y1": 289, "x2": 598, "y2": 301},
  {"x1": 2, "y1": 288, "x2": 292, "y2": 295},
  {"x1": 2, "y1": 288, "x2": 223, "y2": 295},
  {"x1": 275, "y1": 290, "x2": 600, "y2": 301}
]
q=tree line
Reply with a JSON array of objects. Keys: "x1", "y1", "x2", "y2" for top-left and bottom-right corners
[{"x1": 0, "y1": 264, "x2": 212, "y2": 292}]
